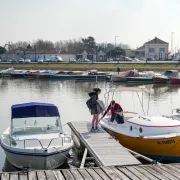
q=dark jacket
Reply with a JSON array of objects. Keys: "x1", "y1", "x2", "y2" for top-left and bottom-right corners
[{"x1": 88, "y1": 91, "x2": 99, "y2": 114}]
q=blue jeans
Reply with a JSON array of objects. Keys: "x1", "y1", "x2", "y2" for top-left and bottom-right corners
[{"x1": 110, "y1": 113, "x2": 124, "y2": 124}]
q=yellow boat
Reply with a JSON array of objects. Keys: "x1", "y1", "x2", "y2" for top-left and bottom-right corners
[{"x1": 99, "y1": 112, "x2": 180, "y2": 162}]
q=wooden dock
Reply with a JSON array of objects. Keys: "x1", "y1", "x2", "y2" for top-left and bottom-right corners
[
  {"x1": 68, "y1": 121, "x2": 141, "y2": 167},
  {"x1": 2, "y1": 164, "x2": 180, "y2": 180}
]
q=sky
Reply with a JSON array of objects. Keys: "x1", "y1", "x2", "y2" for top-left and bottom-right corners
[{"x1": 0, "y1": 0, "x2": 180, "y2": 50}]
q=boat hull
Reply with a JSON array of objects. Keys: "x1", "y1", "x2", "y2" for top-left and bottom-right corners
[
  {"x1": 111, "y1": 76, "x2": 127, "y2": 82},
  {"x1": 102, "y1": 126, "x2": 180, "y2": 162},
  {"x1": 2, "y1": 145, "x2": 71, "y2": 170},
  {"x1": 50, "y1": 75, "x2": 75, "y2": 80},
  {"x1": 127, "y1": 77, "x2": 152, "y2": 83},
  {"x1": 152, "y1": 77, "x2": 168, "y2": 84},
  {"x1": 170, "y1": 77, "x2": 180, "y2": 84}
]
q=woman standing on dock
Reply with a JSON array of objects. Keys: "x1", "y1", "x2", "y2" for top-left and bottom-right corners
[{"x1": 87, "y1": 88, "x2": 101, "y2": 131}]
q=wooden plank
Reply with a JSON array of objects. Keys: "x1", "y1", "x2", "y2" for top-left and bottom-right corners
[
  {"x1": 86, "y1": 168, "x2": 103, "y2": 180},
  {"x1": 112, "y1": 167, "x2": 131, "y2": 180},
  {"x1": 28, "y1": 171, "x2": 37, "y2": 180},
  {"x1": 158, "y1": 165, "x2": 180, "y2": 180},
  {"x1": 78, "y1": 169, "x2": 93, "y2": 180},
  {"x1": 36, "y1": 171, "x2": 47, "y2": 180},
  {"x1": 150, "y1": 165, "x2": 179, "y2": 180},
  {"x1": 126, "y1": 166, "x2": 149, "y2": 180},
  {"x1": 62, "y1": 170, "x2": 75, "y2": 180},
  {"x1": 117, "y1": 167, "x2": 140, "y2": 180},
  {"x1": 80, "y1": 148, "x2": 88, "y2": 168},
  {"x1": 1, "y1": 173, "x2": 9, "y2": 180},
  {"x1": 134, "y1": 166, "x2": 160, "y2": 180},
  {"x1": 19, "y1": 173, "x2": 28, "y2": 180},
  {"x1": 70, "y1": 169, "x2": 84, "y2": 180},
  {"x1": 141, "y1": 166, "x2": 169, "y2": 180},
  {"x1": 93, "y1": 168, "x2": 111, "y2": 180},
  {"x1": 45, "y1": 170, "x2": 56, "y2": 180},
  {"x1": 164, "y1": 164, "x2": 180, "y2": 173},
  {"x1": 9, "y1": 173, "x2": 18, "y2": 180},
  {"x1": 53, "y1": 170, "x2": 65, "y2": 180},
  {"x1": 102, "y1": 167, "x2": 122, "y2": 180}
]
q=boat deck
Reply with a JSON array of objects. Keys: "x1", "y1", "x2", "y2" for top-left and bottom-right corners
[
  {"x1": 68, "y1": 121, "x2": 141, "y2": 166},
  {"x1": 2, "y1": 164, "x2": 180, "y2": 180}
]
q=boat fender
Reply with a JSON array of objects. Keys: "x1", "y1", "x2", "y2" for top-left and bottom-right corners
[{"x1": 72, "y1": 135, "x2": 81, "y2": 149}]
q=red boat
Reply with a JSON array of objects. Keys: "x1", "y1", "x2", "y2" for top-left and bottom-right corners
[
  {"x1": 152, "y1": 76, "x2": 168, "y2": 84},
  {"x1": 170, "y1": 77, "x2": 180, "y2": 84}
]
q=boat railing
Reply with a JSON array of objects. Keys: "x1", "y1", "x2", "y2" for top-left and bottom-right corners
[{"x1": 10, "y1": 136, "x2": 71, "y2": 149}]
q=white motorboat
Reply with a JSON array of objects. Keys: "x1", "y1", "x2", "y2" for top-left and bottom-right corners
[
  {"x1": 1, "y1": 102, "x2": 73, "y2": 170},
  {"x1": 1, "y1": 67, "x2": 15, "y2": 77}
]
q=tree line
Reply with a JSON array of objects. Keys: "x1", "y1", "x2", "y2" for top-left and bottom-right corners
[{"x1": 0, "y1": 36, "x2": 130, "y2": 57}]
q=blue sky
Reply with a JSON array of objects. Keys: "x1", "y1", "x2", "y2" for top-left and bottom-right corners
[{"x1": 0, "y1": 0, "x2": 180, "y2": 49}]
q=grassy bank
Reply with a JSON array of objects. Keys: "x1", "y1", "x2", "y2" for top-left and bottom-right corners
[{"x1": 0, "y1": 63, "x2": 180, "y2": 71}]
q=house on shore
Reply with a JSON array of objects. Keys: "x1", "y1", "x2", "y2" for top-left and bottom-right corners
[{"x1": 1, "y1": 48, "x2": 75, "y2": 62}]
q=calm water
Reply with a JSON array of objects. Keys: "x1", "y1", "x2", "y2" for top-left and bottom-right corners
[{"x1": 1, "y1": 78, "x2": 180, "y2": 171}]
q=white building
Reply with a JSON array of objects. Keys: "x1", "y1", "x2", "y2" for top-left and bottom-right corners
[
  {"x1": 1, "y1": 49, "x2": 75, "y2": 62},
  {"x1": 137, "y1": 37, "x2": 169, "y2": 60}
]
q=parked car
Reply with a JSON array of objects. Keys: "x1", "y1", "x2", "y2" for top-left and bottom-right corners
[
  {"x1": 132, "y1": 58, "x2": 141, "y2": 62},
  {"x1": 12, "y1": 58, "x2": 18, "y2": 63},
  {"x1": 44, "y1": 58, "x2": 50, "y2": 63},
  {"x1": 18, "y1": 58, "x2": 25, "y2": 63},
  {"x1": 69, "y1": 58, "x2": 76, "y2": 63},
  {"x1": 55, "y1": 56, "x2": 63, "y2": 63},
  {"x1": 146, "y1": 58, "x2": 155, "y2": 61},
  {"x1": 24, "y1": 59, "x2": 31, "y2": 63},
  {"x1": 38, "y1": 59, "x2": 43, "y2": 63},
  {"x1": 84, "y1": 58, "x2": 90, "y2": 62}
]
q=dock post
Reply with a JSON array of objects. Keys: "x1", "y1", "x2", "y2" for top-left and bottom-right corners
[{"x1": 80, "y1": 148, "x2": 88, "y2": 168}]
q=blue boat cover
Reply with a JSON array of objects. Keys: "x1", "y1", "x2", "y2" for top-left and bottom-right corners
[{"x1": 11, "y1": 102, "x2": 60, "y2": 119}]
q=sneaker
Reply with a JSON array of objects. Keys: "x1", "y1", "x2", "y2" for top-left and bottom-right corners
[
  {"x1": 95, "y1": 127, "x2": 99, "y2": 131},
  {"x1": 91, "y1": 127, "x2": 95, "y2": 132}
]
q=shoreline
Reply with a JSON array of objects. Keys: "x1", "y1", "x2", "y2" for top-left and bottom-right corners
[{"x1": 0, "y1": 63, "x2": 180, "y2": 71}]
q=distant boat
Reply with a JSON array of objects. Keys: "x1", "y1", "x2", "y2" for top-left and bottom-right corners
[
  {"x1": 170, "y1": 77, "x2": 180, "y2": 84},
  {"x1": 111, "y1": 70, "x2": 139, "y2": 82},
  {"x1": 127, "y1": 71, "x2": 155, "y2": 83},
  {"x1": 153, "y1": 70, "x2": 178, "y2": 84},
  {"x1": 1, "y1": 67, "x2": 15, "y2": 77},
  {"x1": 11, "y1": 70, "x2": 27, "y2": 78}
]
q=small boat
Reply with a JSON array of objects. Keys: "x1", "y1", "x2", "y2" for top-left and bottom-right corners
[
  {"x1": 100, "y1": 112, "x2": 180, "y2": 162},
  {"x1": 11, "y1": 70, "x2": 27, "y2": 78},
  {"x1": 111, "y1": 70, "x2": 139, "y2": 82},
  {"x1": 1, "y1": 68, "x2": 15, "y2": 77},
  {"x1": 88, "y1": 69, "x2": 109, "y2": 76},
  {"x1": 170, "y1": 77, "x2": 180, "y2": 84},
  {"x1": 75, "y1": 74, "x2": 108, "y2": 81},
  {"x1": 164, "y1": 70, "x2": 178, "y2": 79},
  {"x1": 127, "y1": 71, "x2": 155, "y2": 83},
  {"x1": 1, "y1": 102, "x2": 73, "y2": 170},
  {"x1": 152, "y1": 75, "x2": 168, "y2": 84},
  {"x1": 37, "y1": 70, "x2": 58, "y2": 79}
]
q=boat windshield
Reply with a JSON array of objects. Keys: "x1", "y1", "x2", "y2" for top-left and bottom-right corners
[{"x1": 11, "y1": 117, "x2": 62, "y2": 135}]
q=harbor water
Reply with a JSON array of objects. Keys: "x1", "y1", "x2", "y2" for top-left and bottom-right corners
[{"x1": 0, "y1": 78, "x2": 180, "y2": 171}]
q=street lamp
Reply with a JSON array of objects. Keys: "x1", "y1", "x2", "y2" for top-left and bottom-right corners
[{"x1": 115, "y1": 36, "x2": 118, "y2": 48}]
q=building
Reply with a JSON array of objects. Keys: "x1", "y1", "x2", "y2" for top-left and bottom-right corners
[
  {"x1": 137, "y1": 37, "x2": 169, "y2": 60},
  {"x1": 1, "y1": 48, "x2": 75, "y2": 62}
]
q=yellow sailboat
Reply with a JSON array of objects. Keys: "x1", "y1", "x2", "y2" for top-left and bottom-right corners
[{"x1": 99, "y1": 86, "x2": 180, "y2": 162}]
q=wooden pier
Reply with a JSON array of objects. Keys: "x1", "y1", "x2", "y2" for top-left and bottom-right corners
[
  {"x1": 2, "y1": 164, "x2": 180, "y2": 180},
  {"x1": 68, "y1": 121, "x2": 141, "y2": 167}
]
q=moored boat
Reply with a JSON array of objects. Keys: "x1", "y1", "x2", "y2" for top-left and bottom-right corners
[
  {"x1": 152, "y1": 76, "x2": 168, "y2": 84},
  {"x1": 1, "y1": 68, "x2": 15, "y2": 77},
  {"x1": 170, "y1": 77, "x2": 180, "y2": 84},
  {"x1": 1, "y1": 102, "x2": 73, "y2": 170},
  {"x1": 127, "y1": 71, "x2": 155, "y2": 83},
  {"x1": 11, "y1": 70, "x2": 27, "y2": 78},
  {"x1": 111, "y1": 70, "x2": 139, "y2": 82},
  {"x1": 100, "y1": 113, "x2": 180, "y2": 162}
]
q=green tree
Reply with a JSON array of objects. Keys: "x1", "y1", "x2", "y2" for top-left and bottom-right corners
[
  {"x1": 0, "y1": 46, "x2": 6, "y2": 54},
  {"x1": 82, "y1": 36, "x2": 96, "y2": 51}
]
